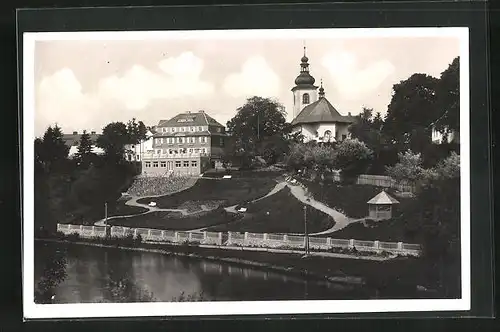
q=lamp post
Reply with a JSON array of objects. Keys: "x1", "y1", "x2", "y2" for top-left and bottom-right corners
[
  {"x1": 104, "y1": 202, "x2": 108, "y2": 226},
  {"x1": 304, "y1": 205, "x2": 309, "y2": 255}
]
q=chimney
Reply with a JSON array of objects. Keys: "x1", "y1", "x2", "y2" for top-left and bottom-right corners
[
  {"x1": 348, "y1": 112, "x2": 351, "y2": 116},
  {"x1": 186, "y1": 111, "x2": 191, "y2": 113},
  {"x1": 72, "y1": 131, "x2": 78, "y2": 135},
  {"x1": 91, "y1": 131, "x2": 96, "y2": 135},
  {"x1": 199, "y1": 110, "x2": 204, "y2": 113}
]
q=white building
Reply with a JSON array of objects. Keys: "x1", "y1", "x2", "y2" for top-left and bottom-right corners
[
  {"x1": 124, "y1": 130, "x2": 155, "y2": 162},
  {"x1": 63, "y1": 131, "x2": 104, "y2": 159},
  {"x1": 431, "y1": 126, "x2": 458, "y2": 144},
  {"x1": 290, "y1": 48, "x2": 356, "y2": 143}
]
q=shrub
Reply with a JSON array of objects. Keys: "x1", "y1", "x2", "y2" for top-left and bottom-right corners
[{"x1": 66, "y1": 232, "x2": 80, "y2": 241}]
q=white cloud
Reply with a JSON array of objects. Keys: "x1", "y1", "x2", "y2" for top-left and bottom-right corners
[
  {"x1": 223, "y1": 56, "x2": 280, "y2": 98},
  {"x1": 36, "y1": 52, "x2": 214, "y2": 134},
  {"x1": 99, "y1": 52, "x2": 214, "y2": 110},
  {"x1": 321, "y1": 51, "x2": 395, "y2": 99},
  {"x1": 37, "y1": 68, "x2": 100, "y2": 134}
]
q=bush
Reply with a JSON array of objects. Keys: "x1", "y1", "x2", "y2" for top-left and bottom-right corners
[{"x1": 66, "y1": 232, "x2": 80, "y2": 241}]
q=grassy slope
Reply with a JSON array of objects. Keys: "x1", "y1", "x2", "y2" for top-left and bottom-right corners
[
  {"x1": 136, "y1": 177, "x2": 277, "y2": 209},
  {"x1": 208, "y1": 187, "x2": 335, "y2": 234},
  {"x1": 109, "y1": 207, "x2": 242, "y2": 231}
]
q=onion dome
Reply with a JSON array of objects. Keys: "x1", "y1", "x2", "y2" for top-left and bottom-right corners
[{"x1": 319, "y1": 79, "x2": 325, "y2": 98}]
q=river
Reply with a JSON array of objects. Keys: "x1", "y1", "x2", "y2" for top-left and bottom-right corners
[{"x1": 34, "y1": 241, "x2": 380, "y2": 303}]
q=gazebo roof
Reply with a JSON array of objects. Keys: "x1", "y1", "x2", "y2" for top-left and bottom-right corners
[{"x1": 367, "y1": 190, "x2": 400, "y2": 205}]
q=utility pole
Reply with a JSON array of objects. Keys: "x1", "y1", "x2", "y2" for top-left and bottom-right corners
[
  {"x1": 304, "y1": 205, "x2": 309, "y2": 255},
  {"x1": 104, "y1": 202, "x2": 108, "y2": 226},
  {"x1": 257, "y1": 112, "x2": 260, "y2": 141}
]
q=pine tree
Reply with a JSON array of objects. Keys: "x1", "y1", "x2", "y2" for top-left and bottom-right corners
[
  {"x1": 75, "y1": 130, "x2": 94, "y2": 167},
  {"x1": 38, "y1": 125, "x2": 70, "y2": 172}
]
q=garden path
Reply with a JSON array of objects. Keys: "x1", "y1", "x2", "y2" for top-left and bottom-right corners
[{"x1": 94, "y1": 177, "x2": 201, "y2": 226}]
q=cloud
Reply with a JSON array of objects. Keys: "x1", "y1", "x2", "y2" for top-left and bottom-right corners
[
  {"x1": 223, "y1": 56, "x2": 280, "y2": 98},
  {"x1": 99, "y1": 52, "x2": 214, "y2": 110},
  {"x1": 36, "y1": 52, "x2": 214, "y2": 134},
  {"x1": 321, "y1": 51, "x2": 395, "y2": 99},
  {"x1": 37, "y1": 68, "x2": 100, "y2": 133}
]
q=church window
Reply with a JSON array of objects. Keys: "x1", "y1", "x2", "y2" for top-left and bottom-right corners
[{"x1": 302, "y1": 93, "x2": 310, "y2": 104}]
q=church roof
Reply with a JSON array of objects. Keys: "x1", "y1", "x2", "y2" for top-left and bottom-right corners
[
  {"x1": 367, "y1": 190, "x2": 400, "y2": 205},
  {"x1": 158, "y1": 111, "x2": 224, "y2": 128},
  {"x1": 291, "y1": 97, "x2": 356, "y2": 126}
]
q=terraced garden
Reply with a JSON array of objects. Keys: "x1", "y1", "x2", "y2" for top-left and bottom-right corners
[
  {"x1": 207, "y1": 187, "x2": 335, "y2": 234},
  {"x1": 136, "y1": 177, "x2": 277, "y2": 209},
  {"x1": 108, "y1": 207, "x2": 243, "y2": 231}
]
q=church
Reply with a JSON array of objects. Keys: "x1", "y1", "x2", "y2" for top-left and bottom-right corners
[{"x1": 290, "y1": 47, "x2": 356, "y2": 143}]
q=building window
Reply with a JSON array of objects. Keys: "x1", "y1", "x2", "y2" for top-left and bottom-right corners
[
  {"x1": 302, "y1": 93, "x2": 310, "y2": 104},
  {"x1": 216, "y1": 127, "x2": 221, "y2": 133},
  {"x1": 153, "y1": 162, "x2": 159, "y2": 168},
  {"x1": 220, "y1": 137, "x2": 224, "y2": 147},
  {"x1": 172, "y1": 127, "x2": 176, "y2": 132},
  {"x1": 201, "y1": 148, "x2": 206, "y2": 154},
  {"x1": 183, "y1": 161, "x2": 190, "y2": 167},
  {"x1": 175, "y1": 161, "x2": 181, "y2": 168},
  {"x1": 145, "y1": 162, "x2": 151, "y2": 168},
  {"x1": 198, "y1": 126, "x2": 203, "y2": 131},
  {"x1": 176, "y1": 137, "x2": 180, "y2": 143},
  {"x1": 199, "y1": 136, "x2": 207, "y2": 143},
  {"x1": 160, "y1": 161, "x2": 166, "y2": 167},
  {"x1": 191, "y1": 161, "x2": 197, "y2": 167},
  {"x1": 188, "y1": 148, "x2": 193, "y2": 153},
  {"x1": 136, "y1": 155, "x2": 140, "y2": 161}
]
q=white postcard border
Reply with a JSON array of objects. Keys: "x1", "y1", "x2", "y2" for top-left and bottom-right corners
[{"x1": 23, "y1": 27, "x2": 470, "y2": 319}]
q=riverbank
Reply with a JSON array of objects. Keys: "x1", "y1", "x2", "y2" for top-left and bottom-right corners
[
  {"x1": 35, "y1": 236, "x2": 446, "y2": 299},
  {"x1": 35, "y1": 238, "x2": 365, "y2": 286}
]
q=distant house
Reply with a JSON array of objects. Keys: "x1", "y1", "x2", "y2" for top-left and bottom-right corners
[
  {"x1": 124, "y1": 130, "x2": 154, "y2": 162},
  {"x1": 62, "y1": 131, "x2": 104, "y2": 158},
  {"x1": 431, "y1": 125, "x2": 459, "y2": 144},
  {"x1": 289, "y1": 47, "x2": 356, "y2": 143}
]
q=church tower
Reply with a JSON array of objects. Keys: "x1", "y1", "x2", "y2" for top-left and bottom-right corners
[{"x1": 291, "y1": 45, "x2": 318, "y2": 119}]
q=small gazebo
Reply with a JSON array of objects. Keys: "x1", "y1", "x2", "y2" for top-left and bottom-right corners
[{"x1": 367, "y1": 190, "x2": 400, "y2": 220}]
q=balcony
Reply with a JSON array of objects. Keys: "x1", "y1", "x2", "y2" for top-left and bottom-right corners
[{"x1": 142, "y1": 152, "x2": 209, "y2": 160}]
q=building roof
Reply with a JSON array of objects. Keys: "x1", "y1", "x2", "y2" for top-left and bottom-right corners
[
  {"x1": 367, "y1": 190, "x2": 400, "y2": 205},
  {"x1": 291, "y1": 97, "x2": 356, "y2": 126},
  {"x1": 152, "y1": 130, "x2": 227, "y2": 138},
  {"x1": 157, "y1": 111, "x2": 224, "y2": 128},
  {"x1": 62, "y1": 133, "x2": 100, "y2": 147}
]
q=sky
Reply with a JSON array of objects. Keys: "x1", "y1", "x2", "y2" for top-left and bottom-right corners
[{"x1": 33, "y1": 31, "x2": 460, "y2": 136}]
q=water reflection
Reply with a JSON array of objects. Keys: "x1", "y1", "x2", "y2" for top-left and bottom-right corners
[{"x1": 34, "y1": 242, "x2": 371, "y2": 303}]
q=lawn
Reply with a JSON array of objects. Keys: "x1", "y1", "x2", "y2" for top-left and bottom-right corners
[
  {"x1": 202, "y1": 168, "x2": 285, "y2": 179},
  {"x1": 304, "y1": 181, "x2": 405, "y2": 219},
  {"x1": 136, "y1": 177, "x2": 277, "y2": 209},
  {"x1": 207, "y1": 187, "x2": 335, "y2": 234},
  {"x1": 323, "y1": 218, "x2": 423, "y2": 243},
  {"x1": 108, "y1": 207, "x2": 243, "y2": 231}
]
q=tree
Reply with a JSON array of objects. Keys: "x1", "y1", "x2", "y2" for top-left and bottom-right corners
[
  {"x1": 434, "y1": 57, "x2": 460, "y2": 138},
  {"x1": 34, "y1": 246, "x2": 68, "y2": 303},
  {"x1": 75, "y1": 130, "x2": 94, "y2": 168},
  {"x1": 226, "y1": 96, "x2": 288, "y2": 166},
  {"x1": 126, "y1": 118, "x2": 148, "y2": 144},
  {"x1": 383, "y1": 74, "x2": 440, "y2": 154},
  {"x1": 385, "y1": 150, "x2": 425, "y2": 186},
  {"x1": 97, "y1": 122, "x2": 130, "y2": 162},
  {"x1": 36, "y1": 125, "x2": 70, "y2": 172},
  {"x1": 311, "y1": 144, "x2": 337, "y2": 179},
  {"x1": 333, "y1": 138, "x2": 373, "y2": 183},
  {"x1": 286, "y1": 142, "x2": 315, "y2": 172}
]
